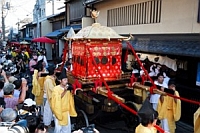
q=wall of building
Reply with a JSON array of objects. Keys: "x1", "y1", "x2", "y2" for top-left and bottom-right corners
[
  {"x1": 95, "y1": 0, "x2": 200, "y2": 34},
  {"x1": 59, "y1": 40, "x2": 65, "y2": 57},
  {"x1": 41, "y1": 20, "x2": 53, "y2": 60},
  {"x1": 46, "y1": 0, "x2": 65, "y2": 17}
]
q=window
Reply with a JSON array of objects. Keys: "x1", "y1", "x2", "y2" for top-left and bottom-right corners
[
  {"x1": 196, "y1": 62, "x2": 200, "y2": 86},
  {"x1": 198, "y1": 0, "x2": 200, "y2": 23},
  {"x1": 70, "y1": 0, "x2": 85, "y2": 22},
  {"x1": 107, "y1": 0, "x2": 162, "y2": 27}
]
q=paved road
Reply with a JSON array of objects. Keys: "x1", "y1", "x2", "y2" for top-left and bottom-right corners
[
  {"x1": 176, "y1": 121, "x2": 193, "y2": 133},
  {"x1": 48, "y1": 121, "x2": 193, "y2": 133}
]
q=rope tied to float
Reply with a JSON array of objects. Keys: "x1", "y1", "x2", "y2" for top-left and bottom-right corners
[
  {"x1": 87, "y1": 46, "x2": 165, "y2": 132},
  {"x1": 126, "y1": 41, "x2": 200, "y2": 105}
]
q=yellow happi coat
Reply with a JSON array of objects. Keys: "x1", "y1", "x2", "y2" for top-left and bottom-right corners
[
  {"x1": 32, "y1": 70, "x2": 46, "y2": 105},
  {"x1": 51, "y1": 85, "x2": 77, "y2": 126},
  {"x1": 44, "y1": 76, "x2": 56, "y2": 106},
  {"x1": 157, "y1": 91, "x2": 181, "y2": 133},
  {"x1": 135, "y1": 124, "x2": 157, "y2": 133},
  {"x1": 194, "y1": 107, "x2": 200, "y2": 133}
]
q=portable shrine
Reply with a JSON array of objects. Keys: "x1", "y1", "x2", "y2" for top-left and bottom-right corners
[{"x1": 71, "y1": 23, "x2": 126, "y2": 80}]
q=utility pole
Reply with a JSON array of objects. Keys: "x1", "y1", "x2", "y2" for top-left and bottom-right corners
[
  {"x1": 1, "y1": 0, "x2": 10, "y2": 42},
  {"x1": 52, "y1": 0, "x2": 54, "y2": 15},
  {"x1": 1, "y1": 0, "x2": 5, "y2": 41},
  {"x1": 36, "y1": 0, "x2": 40, "y2": 49}
]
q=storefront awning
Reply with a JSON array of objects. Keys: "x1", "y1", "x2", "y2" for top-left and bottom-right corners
[
  {"x1": 45, "y1": 30, "x2": 64, "y2": 38},
  {"x1": 59, "y1": 25, "x2": 82, "y2": 33},
  {"x1": 129, "y1": 40, "x2": 200, "y2": 57}
]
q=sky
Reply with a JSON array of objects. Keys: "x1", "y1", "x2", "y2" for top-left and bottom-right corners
[{"x1": 4, "y1": 0, "x2": 36, "y2": 29}]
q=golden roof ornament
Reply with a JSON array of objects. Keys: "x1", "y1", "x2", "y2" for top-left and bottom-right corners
[{"x1": 91, "y1": 10, "x2": 100, "y2": 23}]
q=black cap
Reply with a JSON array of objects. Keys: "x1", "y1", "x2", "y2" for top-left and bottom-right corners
[
  {"x1": 138, "y1": 99, "x2": 157, "y2": 121},
  {"x1": 58, "y1": 68, "x2": 67, "y2": 80},
  {"x1": 47, "y1": 66, "x2": 55, "y2": 75},
  {"x1": 168, "y1": 79, "x2": 176, "y2": 86},
  {"x1": 157, "y1": 72, "x2": 164, "y2": 78},
  {"x1": 32, "y1": 60, "x2": 43, "y2": 72},
  {"x1": 56, "y1": 57, "x2": 63, "y2": 64},
  {"x1": 13, "y1": 79, "x2": 22, "y2": 89},
  {"x1": 65, "y1": 61, "x2": 71, "y2": 67}
]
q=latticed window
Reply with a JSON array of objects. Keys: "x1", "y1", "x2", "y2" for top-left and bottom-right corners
[{"x1": 107, "y1": 0, "x2": 162, "y2": 26}]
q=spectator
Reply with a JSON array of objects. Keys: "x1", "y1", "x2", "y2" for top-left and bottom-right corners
[
  {"x1": 16, "y1": 57, "x2": 26, "y2": 75},
  {"x1": 13, "y1": 79, "x2": 22, "y2": 98},
  {"x1": 0, "y1": 81, "x2": 4, "y2": 97},
  {"x1": 0, "y1": 108, "x2": 17, "y2": 122},
  {"x1": 29, "y1": 55, "x2": 38, "y2": 75},
  {"x1": 3, "y1": 81, "x2": 27, "y2": 109},
  {"x1": 1, "y1": 70, "x2": 9, "y2": 84},
  {"x1": 23, "y1": 48, "x2": 30, "y2": 64},
  {"x1": 35, "y1": 123, "x2": 47, "y2": 133},
  {"x1": 38, "y1": 51, "x2": 48, "y2": 68},
  {"x1": 8, "y1": 76, "x2": 17, "y2": 84},
  {"x1": 64, "y1": 58, "x2": 73, "y2": 72},
  {"x1": 0, "y1": 108, "x2": 30, "y2": 133}
]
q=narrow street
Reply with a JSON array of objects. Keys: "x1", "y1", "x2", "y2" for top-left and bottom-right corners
[
  {"x1": 48, "y1": 121, "x2": 193, "y2": 133},
  {"x1": 1, "y1": 0, "x2": 200, "y2": 133}
]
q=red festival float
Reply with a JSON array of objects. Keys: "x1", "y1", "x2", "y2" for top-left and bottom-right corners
[
  {"x1": 62, "y1": 12, "x2": 200, "y2": 132},
  {"x1": 63, "y1": 20, "x2": 160, "y2": 131}
]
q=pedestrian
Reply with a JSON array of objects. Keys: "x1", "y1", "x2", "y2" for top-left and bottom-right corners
[
  {"x1": 157, "y1": 79, "x2": 181, "y2": 133},
  {"x1": 29, "y1": 54, "x2": 38, "y2": 75},
  {"x1": 51, "y1": 68, "x2": 77, "y2": 133},
  {"x1": 38, "y1": 51, "x2": 48, "y2": 68},
  {"x1": 43, "y1": 66, "x2": 56, "y2": 129},
  {"x1": 3, "y1": 80, "x2": 27, "y2": 109},
  {"x1": 0, "y1": 108, "x2": 18, "y2": 122},
  {"x1": 32, "y1": 59, "x2": 48, "y2": 106},
  {"x1": 150, "y1": 73, "x2": 168, "y2": 110}
]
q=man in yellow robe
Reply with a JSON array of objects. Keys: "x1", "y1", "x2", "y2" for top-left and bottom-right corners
[
  {"x1": 43, "y1": 66, "x2": 56, "y2": 128},
  {"x1": 32, "y1": 59, "x2": 47, "y2": 105},
  {"x1": 51, "y1": 68, "x2": 77, "y2": 133},
  {"x1": 157, "y1": 80, "x2": 181, "y2": 133},
  {"x1": 135, "y1": 99, "x2": 157, "y2": 133}
]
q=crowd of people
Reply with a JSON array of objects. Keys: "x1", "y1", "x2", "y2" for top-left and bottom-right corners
[
  {"x1": 0, "y1": 45, "x2": 79, "y2": 133},
  {"x1": 0, "y1": 45, "x2": 99, "y2": 133}
]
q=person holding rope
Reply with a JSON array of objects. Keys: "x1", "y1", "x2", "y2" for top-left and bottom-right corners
[{"x1": 157, "y1": 79, "x2": 181, "y2": 133}]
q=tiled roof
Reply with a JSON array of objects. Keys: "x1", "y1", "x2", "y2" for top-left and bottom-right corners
[{"x1": 129, "y1": 40, "x2": 200, "y2": 57}]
